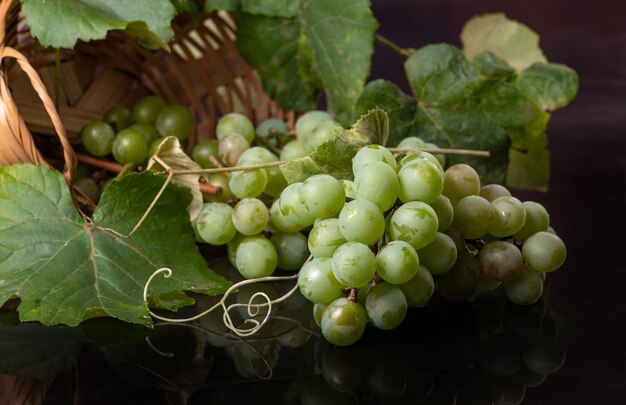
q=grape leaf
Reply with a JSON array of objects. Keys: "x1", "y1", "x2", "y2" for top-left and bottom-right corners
[
  {"x1": 236, "y1": 0, "x2": 378, "y2": 124},
  {"x1": 516, "y1": 63, "x2": 579, "y2": 111},
  {"x1": 461, "y1": 13, "x2": 547, "y2": 71},
  {"x1": 147, "y1": 136, "x2": 204, "y2": 221},
  {"x1": 348, "y1": 107, "x2": 389, "y2": 146},
  {"x1": 204, "y1": 0, "x2": 240, "y2": 12},
  {"x1": 0, "y1": 164, "x2": 231, "y2": 327},
  {"x1": 21, "y1": 0, "x2": 176, "y2": 49}
]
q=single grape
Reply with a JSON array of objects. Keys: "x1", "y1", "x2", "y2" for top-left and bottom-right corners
[
  {"x1": 389, "y1": 201, "x2": 439, "y2": 250},
  {"x1": 295, "y1": 110, "x2": 334, "y2": 143},
  {"x1": 442, "y1": 163, "x2": 481, "y2": 206},
  {"x1": 340, "y1": 179, "x2": 355, "y2": 199},
  {"x1": 235, "y1": 235, "x2": 278, "y2": 279},
  {"x1": 490, "y1": 196, "x2": 526, "y2": 237},
  {"x1": 331, "y1": 242, "x2": 377, "y2": 288},
  {"x1": 237, "y1": 146, "x2": 277, "y2": 164},
  {"x1": 256, "y1": 118, "x2": 289, "y2": 146},
  {"x1": 280, "y1": 140, "x2": 311, "y2": 160},
  {"x1": 195, "y1": 202, "x2": 237, "y2": 245},
  {"x1": 270, "y1": 199, "x2": 303, "y2": 233},
  {"x1": 321, "y1": 298, "x2": 367, "y2": 346},
  {"x1": 229, "y1": 168, "x2": 267, "y2": 199},
  {"x1": 148, "y1": 138, "x2": 163, "y2": 158},
  {"x1": 504, "y1": 265, "x2": 544, "y2": 305},
  {"x1": 129, "y1": 123, "x2": 160, "y2": 145},
  {"x1": 301, "y1": 174, "x2": 346, "y2": 219},
  {"x1": 308, "y1": 218, "x2": 347, "y2": 258},
  {"x1": 429, "y1": 194, "x2": 454, "y2": 232},
  {"x1": 478, "y1": 240, "x2": 524, "y2": 281},
  {"x1": 355, "y1": 161, "x2": 399, "y2": 211},
  {"x1": 396, "y1": 136, "x2": 427, "y2": 150},
  {"x1": 398, "y1": 150, "x2": 443, "y2": 172},
  {"x1": 216, "y1": 112, "x2": 255, "y2": 143},
  {"x1": 436, "y1": 251, "x2": 481, "y2": 301},
  {"x1": 480, "y1": 184, "x2": 511, "y2": 202},
  {"x1": 397, "y1": 158, "x2": 444, "y2": 203},
  {"x1": 112, "y1": 128, "x2": 149, "y2": 165},
  {"x1": 308, "y1": 120, "x2": 340, "y2": 148},
  {"x1": 313, "y1": 303, "x2": 327, "y2": 327},
  {"x1": 263, "y1": 166, "x2": 288, "y2": 198},
  {"x1": 522, "y1": 231, "x2": 566, "y2": 272},
  {"x1": 155, "y1": 104, "x2": 194, "y2": 141},
  {"x1": 298, "y1": 257, "x2": 344, "y2": 304},
  {"x1": 103, "y1": 105, "x2": 132, "y2": 132},
  {"x1": 417, "y1": 232, "x2": 457, "y2": 275},
  {"x1": 81, "y1": 121, "x2": 115, "y2": 157},
  {"x1": 74, "y1": 177, "x2": 100, "y2": 203},
  {"x1": 376, "y1": 240, "x2": 419, "y2": 284},
  {"x1": 219, "y1": 133, "x2": 250, "y2": 167},
  {"x1": 203, "y1": 173, "x2": 234, "y2": 203},
  {"x1": 352, "y1": 144, "x2": 398, "y2": 174},
  {"x1": 513, "y1": 201, "x2": 550, "y2": 242},
  {"x1": 478, "y1": 275, "x2": 502, "y2": 292},
  {"x1": 270, "y1": 231, "x2": 310, "y2": 271},
  {"x1": 365, "y1": 283, "x2": 408, "y2": 330},
  {"x1": 132, "y1": 95, "x2": 167, "y2": 124},
  {"x1": 399, "y1": 264, "x2": 434, "y2": 308},
  {"x1": 425, "y1": 142, "x2": 446, "y2": 168},
  {"x1": 338, "y1": 199, "x2": 386, "y2": 246},
  {"x1": 226, "y1": 233, "x2": 245, "y2": 268},
  {"x1": 452, "y1": 195, "x2": 496, "y2": 239},
  {"x1": 279, "y1": 183, "x2": 315, "y2": 226},
  {"x1": 192, "y1": 139, "x2": 220, "y2": 168},
  {"x1": 231, "y1": 198, "x2": 269, "y2": 235}
]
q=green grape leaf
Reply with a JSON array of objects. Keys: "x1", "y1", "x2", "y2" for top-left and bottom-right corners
[
  {"x1": 147, "y1": 136, "x2": 204, "y2": 221},
  {"x1": 205, "y1": 0, "x2": 301, "y2": 17},
  {"x1": 506, "y1": 133, "x2": 550, "y2": 191},
  {"x1": 204, "y1": 0, "x2": 240, "y2": 12},
  {"x1": 280, "y1": 157, "x2": 320, "y2": 184},
  {"x1": 21, "y1": 0, "x2": 176, "y2": 49},
  {"x1": 236, "y1": 0, "x2": 378, "y2": 124},
  {"x1": 348, "y1": 107, "x2": 389, "y2": 146},
  {"x1": 516, "y1": 63, "x2": 580, "y2": 111},
  {"x1": 461, "y1": 13, "x2": 547, "y2": 71},
  {"x1": 353, "y1": 80, "x2": 417, "y2": 147},
  {"x1": 0, "y1": 164, "x2": 231, "y2": 327}
]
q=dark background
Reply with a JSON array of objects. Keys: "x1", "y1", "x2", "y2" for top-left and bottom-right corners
[{"x1": 371, "y1": 1, "x2": 626, "y2": 403}]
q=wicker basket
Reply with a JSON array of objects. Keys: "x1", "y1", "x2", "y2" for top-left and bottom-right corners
[{"x1": 0, "y1": 0, "x2": 295, "y2": 183}]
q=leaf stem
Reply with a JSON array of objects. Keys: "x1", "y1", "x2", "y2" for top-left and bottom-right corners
[
  {"x1": 173, "y1": 159, "x2": 295, "y2": 175},
  {"x1": 387, "y1": 147, "x2": 491, "y2": 158},
  {"x1": 374, "y1": 33, "x2": 413, "y2": 59}
]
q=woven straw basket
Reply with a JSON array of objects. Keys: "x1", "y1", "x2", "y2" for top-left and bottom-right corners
[{"x1": 0, "y1": 0, "x2": 294, "y2": 184}]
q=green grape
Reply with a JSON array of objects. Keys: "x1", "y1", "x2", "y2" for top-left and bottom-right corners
[
  {"x1": 219, "y1": 133, "x2": 250, "y2": 167},
  {"x1": 478, "y1": 240, "x2": 524, "y2": 281},
  {"x1": 231, "y1": 198, "x2": 269, "y2": 235},
  {"x1": 216, "y1": 112, "x2": 255, "y2": 143},
  {"x1": 513, "y1": 201, "x2": 550, "y2": 242},
  {"x1": 400, "y1": 264, "x2": 434, "y2": 308},
  {"x1": 235, "y1": 235, "x2": 278, "y2": 279},
  {"x1": 376, "y1": 240, "x2": 419, "y2": 284},
  {"x1": 365, "y1": 283, "x2": 407, "y2": 330},
  {"x1": 417, "y1": 232, "x2": 457, "y2": 275},
  {"x1": 236, "y1": 147, "x2": 286, "y2": 197},
  {"x1": 478, "y1": 275, "x2": 502, "y2": 291},
  {"x1": 429, "y1": 194, "x2": 454, "y2": 232},
  {"x1": 112, "y1": 128, "x2": 149, "y2": 165},
  {"x1": 396, "y1": 136, "x2": 426, "y2": 150},
  {"x1": 479, "y1": 184, "x2": 511, "y2": 202},
  {"x1": 270, "y1": 231, "x2": 309, "y2": 271},
  {"x1": 436, "y1": 251, "x2": 481, "y2": 301},
  {"x1": 226, "y1": 233, "x2": 245, "y2": 268},
  {"x1": 270, "y1": 199, "x2": 303, "y2": 233},
  {"x1": 148, "y1": 138, "x2": 163, "y2": 158},
  {"x1": 308, "y1": 218, "x2": 347, "y2": 258},
  {"x1": 397, "y1": 158, "x2": 444, "y2": 204},
  {"x1": 192, "y1": 139, "x2": 220, "y2": 168},
  {"x1": 155, "y1": 104, "x2": 194, "y2": 141},
  {"x1": 522, "y1": 231, "x2": 566, "y2": 273},
  {"x1": 352, "y1": 144, "x2": 398, "y2": 174},
  {"x1": 263, "y1": 166, "x2": 288, "y2": 197},
  {"x1": 398, "y1": 150, "x2": 443, "y2": 172},
  {"x1": 307, "y1": 120, "x2": 340, "y2": 148},
  {"x1": 490, "y1": 196, "x2": 526, "y2": 237},
  {"x1": 132, "y1": 95, "x2": 167, "y2": 123},
  {"x1": 129, "y1": 122, "x2": 160, "y2": 145},
  {"x1": 74, "y1": 177, "x2": 100, "y2": 203},
  {"x1": 229, "y1": 168, "x2": 267, "y2": 199},
  {"x1": 340, "y1": 179, "x2": 355, "y2": 199},
  {"x1": 331, "y1": 242, "x2": 377, "y2": 288},
  {"x1": 280, "y1": 140, "x2": 311, "y2": 160},
  {"x1": 313, "y1": 303, "x2": 327, "y2": 327},
  {"x1": 295, "y1": 110, "x2": 333, "y2": 142},
  {"x1": 81, "y1": 121, "x2": 115, "y2": 157},
  {"x1": 301, "y1": 174, "x2": 346, "y2": 219},
  {"x1": 298, "y1": 257, "x2": 344, "y2": 304},
  {"x1": 256, "y1": 118, "x2": 288, "y2": 146},
  {"x1": 452, "y1": 195, "x2": 496, "y2": 239},
  {"x1": 425, "y1": 142, "x2": 446, "y2": 168},
  {"x1": 237, "y1": 146, "x2": 277, "y2": 164},
  {"x1": 338, "y1": 199, "x2": 386, "y2": 246},
  {"x1": 203, "y1": 173, "x2": 234, "y2": 203},
  {"x1": 355, "y1": 161, "x2": 399, "y2": 211},
  {"x1": 279, "y1": 183, "x2": 315, "y2": 226},
  {"x1": 321, "y1": 298, "x2": 367, "y2": 346},
  {"x1": 103, "y1": 105, "x2": 132, "y2": 131},
  {"x1": 504, "y1": 265, "x2": 544, "y2": 305},
  {"x1": 442, "y1": 163, "x2": 481, "y2": 206},
  {"x1": 389, "y1": 201, "x2": 439, "y2": 250},
  {"x1": 195, "y1": 202, "x2": 237, "y2": 245}
]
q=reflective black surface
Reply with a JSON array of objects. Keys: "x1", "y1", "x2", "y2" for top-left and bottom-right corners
[{"x1": 2, "y1": 1, "x2": 625, "y2": 403}]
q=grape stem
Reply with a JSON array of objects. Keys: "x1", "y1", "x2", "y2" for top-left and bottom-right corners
[
  {"x1": 254, "y1": 135, "x2": 282, "y2": 156},
  {"x1": 347, "y1": 288, "x2": 358, "y2": 303},
  {"x1": 375, "y1": 33, "x2": 414, "y2": 59}
]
